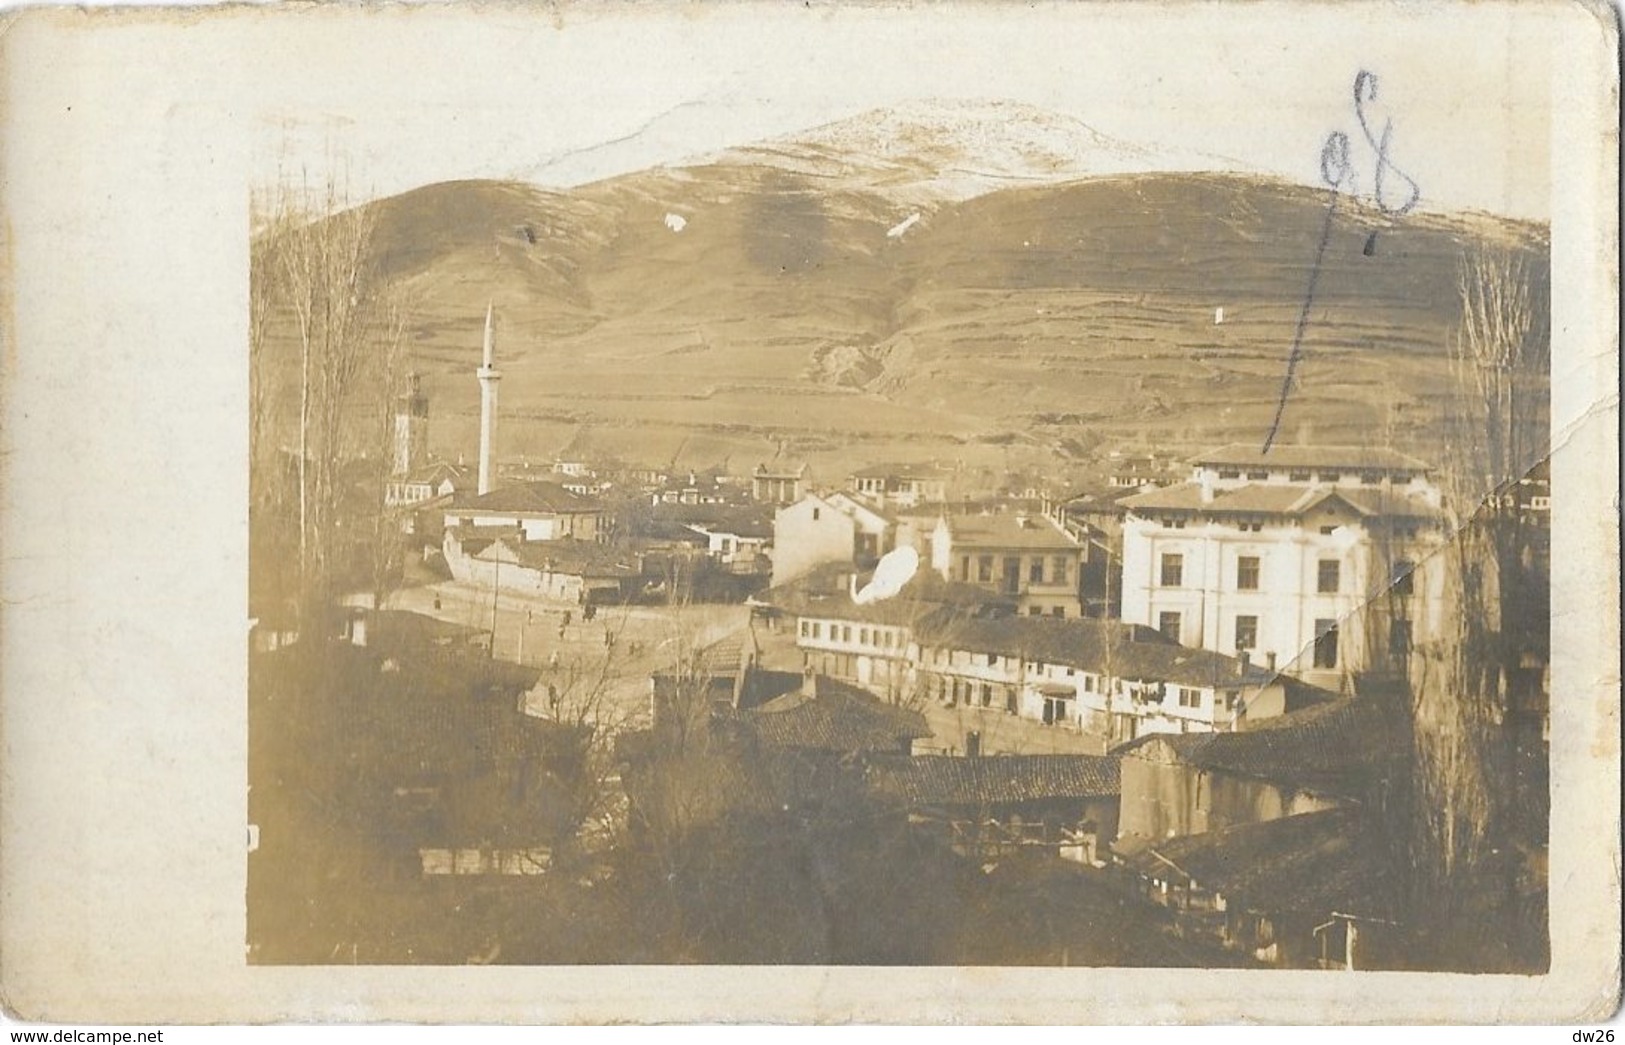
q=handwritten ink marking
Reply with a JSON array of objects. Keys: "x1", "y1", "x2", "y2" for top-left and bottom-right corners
[
  {"x1": 1261, "y1": 70, "x2": 1420, "y2": 455},
  {"x1": 1352, "y1": 70, "x2": 1421, "y2": 217}
]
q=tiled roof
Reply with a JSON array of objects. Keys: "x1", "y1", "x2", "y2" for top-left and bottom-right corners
[
  {"x1": 849, "y1": 462, "x2": 955, "y2": 480},
  {"x1": 868, "y1": 753, "x2": 1121, "y2": 809},
  {"x1": 1190, "y1": 443, "x2": 1432, "y2": 472},
  {"x1": 405, "y1": 461, "x2": 474, "y2": 487},
  {"x1": 1121, "y1": 483, "x2": 1440, "y2": 520},
  {"x1": 757, "y1": 563, "x2": 1013, "y2": 626},
  {"x1": 923, "y1": 616, "x2": 1272, "y2": 688},
  {"x1": 1117, "y1": 695, "x2": 1405, "y2": 795},
  {"x1": 1122, "y1": 807, "x2": 1397, "y2": 920},
  {"x1": 484, "y1": 537, "x2": 641, "y2": 578},
  {"x1": 358, "y1": 609, "x2": 488, "y2": 650},
  {"x1": 450, "y1": 480, "x2": 603, "y2": 515},
  {"x1": 944, "y1": 512, "x2": 1081, "y2": 551},
  {"x1": 731, "y1": 677, "x2": 931, "y2": 753}
]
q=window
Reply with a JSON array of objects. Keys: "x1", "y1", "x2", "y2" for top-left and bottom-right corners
[
  {"x1": 1218, "y1": 469, "x2": 1241, "y2": 480},
  {"x1": 1028, "y1": 605, "x2": 1043, "y2": 617},
  {"x1": 860, "y1": 628, "x2": 870, "y2": 646},
  {"x1": 812, "y1": 622, "x2": 823, "y2": 639},
  {"x1": 1313, "y1": 619, "x2": 1339, "y2": 669},
  {"x1": 1391, "y1": 560, "x2": 1415, "y2": 596},
  {"x1": 1289, "y1": 469, "x2": 1312, "y2": 482},
  {"x1": 960, "y1": 556, "x2": 971, "y2": 581},
  {"x1": 842, "y1": 625, "x2": 853, "y2": 642},
  {"x1": 1005, "y1": 688, "x2": 1018, "y2": 713},
  {"x1": 1235, "y1": 614, "x2": 1258, "y2": 651},
  {"x1": 1052, "y1": 555, "x2": 1070, "y2": 586},
  {"x1": 1317, "y1": 471, "x2": 1342, "y2": 483},
  {"x1": 978, "y1": 555, "x2": 994, "y2": 582},
  {"x1": 811, "y1": 508, "x2": 820, "y2": 521},
  {"x1": 1177, "y1": 688, "x2": 1201, "y2": 708},
  {"x1": 980, "y1": 683, "x2": 993, "y2": 708},
  {"x1": 1319, "y1": 525, "x2": 1338, "y2": 535},
  {"x1": 1236, "y1": 555, "x2": 1261, "y2": 591},
  {"x1": 1390, "y1": 473, "x2": 1413, "y2": 485},
  {"x1": 1390, "y1": 618, "x2": 1413, "y2": 656},
  {"x1": 1361, "y1": 472, "x2": 1383, "y2": 485},
  {"x1": 1164, "y1": 516, "x2": 1186, "y2": 529},
  {"x1": 799, "y1": 620, "x2": 809, "y2": 638},
  {"x1": 1083, "y1": 674, "x2": 1096, "y2": 694},
  {"x1": 1003, "y1": 557, "x2": 1021, "y2": 594},
  {"x1": 986, "y1": 652, "x2": 998, "y2": 667},
  {"x1": 1029, "y1": 558, "x2": 1045, "y2": 583},
  {"x1": 1051, "y1": 606, "x2": 1066, "y2": 618},
  {"x1": 1160, "y1": 553, "x2": 1184, "y2": 587},
  {"x1": 1159, "y1": 611, "x2": 1182, "y2": 643},
  {"x1": 1246, "y1": 470, "x2": 1269, "y2": 480},
  {"x1": 1237, "y1": 520, "x2": 1262, "y2": 533},
  {"x1": 1317, "y1": 559, "x2": 1341, "y2": 594}
]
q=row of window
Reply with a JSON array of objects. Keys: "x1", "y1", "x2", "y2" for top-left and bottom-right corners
[
  {"x1": 959, "y1": 553, "x2": 1073, "y2": 587},
  {"x1": 1155, "y1": 610, "x2": 1409, "y2": 669},
  {"x1": 797, "y1": 619, "x2": 905, "y2": 650},
  {"x1": 1158, "y1": 553, "x2": 1417, "y2": 594},
  {"x1": 1212, "y1": 468, "x2": 1415, "y2": 485}
]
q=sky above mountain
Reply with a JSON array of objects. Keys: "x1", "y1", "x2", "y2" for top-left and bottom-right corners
[{"x1": 248, "y1": 3, "x2": 1556, "y2": 222}]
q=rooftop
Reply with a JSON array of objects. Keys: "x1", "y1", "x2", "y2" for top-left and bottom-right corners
[
  {"x1": 868, "y1": 753, "x2": 1121, "y2": 809},
  {"x1": 756, "y1": 562, "x2": 1014, "y2": 626},
  {"x1": 924, "y1": 615, "x2": 1274, "y2": 688},
  {"x1": 450, "y1": 480, "x2": 603, "y2": 516},
  {"x1": 1191, "y1": 443, "x2": 1432, "y2": 473},
  {"x1": 1121, "y1": 483, "x2": 1441, "y2": 520},
  {"x1": 1120, "y1": 806, "x2": 1397, "y2": 921},
  {"x1": 944, "y1": 512, "x2": 1081, "y2": 551},
  {"x1": 1116, "y1": 694, "x2": 1407, "y2": 795},
  {"x1": 727, "y1": 676, "x2": 932, "y2": 753},
  {"x1": 482, "y1": 537, "x2": 642, "y2": 577},
  {"x1": 850, "y1": 461, "x2": 956, "y2": 480}
]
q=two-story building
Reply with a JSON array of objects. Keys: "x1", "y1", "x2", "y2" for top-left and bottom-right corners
[
  {"x1": 1119, "y1": 445, "x2": 1446, "y2": 690},
  {"x1": 752, "y1": 461, "x2": 810, "y2": 505},
  {"x1": 848, "y1": 463, "x2": 955, "y2": 509},
  {"x1": 911, "y1": 615, "x2": 1287, "y2": 745},
  {"x1": 771, "y1": 491, "x2": 897, "y2": 586},
  {"x1": 930, "y1": 511, "x2": 1087, "y2": 618}
]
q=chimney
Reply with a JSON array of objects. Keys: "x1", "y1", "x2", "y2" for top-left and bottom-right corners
[
  {"x1": 1266, "y1": 651, "x2": 1278, "y2": 673},
  {"x1": 801, "y1": 666, "x2": 818, "y2": 699},
  {"x1": 1199, "y1": 470, "x2": 1215, "y2": 504},
  {"x1": 1240, "y1": 649, "x2": 1250, "y2": 671}
]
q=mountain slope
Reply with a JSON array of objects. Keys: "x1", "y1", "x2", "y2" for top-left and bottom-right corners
[{"x1": 255, "y1": 117, "x2": 1548, "y2": 479}]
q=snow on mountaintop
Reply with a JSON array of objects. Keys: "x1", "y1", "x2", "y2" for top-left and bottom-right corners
[{"x1": 709, "y1": 97, "x2": 1243, "y2": 204}]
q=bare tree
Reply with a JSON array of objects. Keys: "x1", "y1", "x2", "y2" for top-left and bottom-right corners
[
  {"x1": 1408, "y1": 242, "x2": 1549, "y2": 910},
  {"x1": 254, "y1": 174, "x2": 403, "y2": 633}
]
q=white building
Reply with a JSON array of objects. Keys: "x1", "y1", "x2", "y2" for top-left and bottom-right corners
[
  {"x1": 1119, "y1": 444, "x2": 1447, "y2": 690},
  {"x1": 770, "y1": 491, "x2": 895, "y2": 586},
  {"x1": 442, "y1": 480, "x2": 605, "y2": 543}
]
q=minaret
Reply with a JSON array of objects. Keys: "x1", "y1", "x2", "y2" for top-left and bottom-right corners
[
  {"x1": 392, "y1": 372, "x2": 428, "y2": 477},
  {"x1": 477, "y1": 303, "x2": 501, "y2": 495}
]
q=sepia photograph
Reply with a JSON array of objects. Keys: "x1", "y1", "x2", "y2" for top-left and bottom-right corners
[
  {"x1": 245, "y1": 25, "x2": 1551, "y2": 974},
  {"x1": 1, "y1": 0, "x2": 1617, "y2": 1027}
]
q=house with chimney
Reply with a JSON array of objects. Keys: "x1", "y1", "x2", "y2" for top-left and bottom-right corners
[{"x1": 1118, "y1": 444, "x2": 1447, "y2": 690}]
